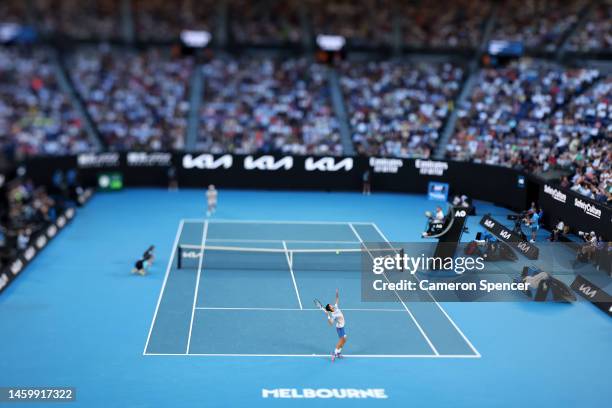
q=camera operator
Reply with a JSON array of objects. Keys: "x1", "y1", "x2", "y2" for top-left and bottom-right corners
[
  {"x1": 576, "y1": 231, "x2": 598, "y2": 263},
  {"x1": 508, "y1": 212, "x2": 528, "y2": 241}
]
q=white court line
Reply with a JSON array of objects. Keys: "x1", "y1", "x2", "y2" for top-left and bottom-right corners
[
  {"x1": 283, "y1": 240, "x2": 303, "y2": 310},
  {"x1": 195, "y1": 307, "x2": 406, "y2": 312},
  {"x1": 205, "y1": 238, "x2": 361, "y2": 244},
  {"x1": 144, "y1": 353, "x2": 480, "y2": 359},
  {"x1": 349, "y1": 223, "x2": 440, "y2": 356},
  {"x1": 186, "y1": 220, "x2": 209, "y2": 354},
  {"x1": 370, "y1": 223, "x2": 481, "y2": 358},
  {"x1": 143, "y1": 220, "x2": 185, "y2": 355},
  {"x1": 182, "y1": 218, "x2": 372, "y2": 225}
]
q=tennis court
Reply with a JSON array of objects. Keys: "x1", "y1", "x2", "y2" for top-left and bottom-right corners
[{"x1": 144, "y1": 220, "x2": 480, "y2": 358}]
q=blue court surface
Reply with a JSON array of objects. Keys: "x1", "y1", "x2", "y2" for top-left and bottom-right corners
[{"x1": 1, "y1": 189, "x2": 610, "y2": 407}]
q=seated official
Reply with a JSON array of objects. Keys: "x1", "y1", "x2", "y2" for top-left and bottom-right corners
[
  {"x1": 422, "y1": 206, "x2": 446, "y2": 237},
  {"x1": 549, "y1": 220, "x2": 567, "y2": 242}
]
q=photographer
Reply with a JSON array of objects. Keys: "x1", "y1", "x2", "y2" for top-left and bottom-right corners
[
  {"x1": 576, "y1": 231, "x2": 598, "y2": 263},
  {"x1": 508, "y1": 212, "x2": 528, "y2": 241}
]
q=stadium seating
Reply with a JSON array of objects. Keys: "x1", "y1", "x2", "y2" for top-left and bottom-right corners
[
  {"x1": 400, "y1": 0, "x2": 491, "y2": 49},
  {"x1": 69, "y1": 47, "x2": 193, "y2": 151},
  {"x1": 197, "y1": 58, "x2": 342, "y2": 155},
  {"x1": 0, "y1": 1, "x2": 609, "y2": 204},
  {"x1": 567, "y1": 2, "x2": 612, "y2": 52},
  {"x1": 0, "y1": 48, "x2": 92, "y2": 159},
  {"x1": 230, "y1": 0, "x2": 302, "y2": 45},
  {"x1": 340, "y1": 61, "x2": 464, "y2": 157}
]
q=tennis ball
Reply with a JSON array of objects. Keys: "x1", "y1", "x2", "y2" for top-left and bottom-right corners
[{"x1": 336, "y1": 250, "x2": 340, "y2": 255}]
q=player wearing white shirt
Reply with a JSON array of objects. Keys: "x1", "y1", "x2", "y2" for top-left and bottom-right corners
[
  {"x1": 325, "y1": 288, "x2": 347, "y2": 362},
  {"x1": 206, "y1": 185, "x2": 218, "y2": 216}
]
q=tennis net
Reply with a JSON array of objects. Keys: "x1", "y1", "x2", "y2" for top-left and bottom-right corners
[{"x1": 176, "y1": 244, "x2": 404, "y2": 272}]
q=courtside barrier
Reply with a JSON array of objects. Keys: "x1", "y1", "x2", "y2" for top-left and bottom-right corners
[
  {"x1": 0, "y1": 189, "x2": 93, "y2": 295},
  {"x1": 479, "y1": 215, "x2": 540, "y2": 260},
  {"x1": 570, "y1": 275, "x2": 612, "y2": 318},
  {"x1": 0, "y1": 209, "x2": 75, "y2": 294},
  {"x1": 22, "y1": 152, "x2": 611, "y2": 239}
]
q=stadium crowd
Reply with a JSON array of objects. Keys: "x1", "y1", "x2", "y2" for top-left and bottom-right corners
[
  {"x1": 492, "y1": 0, "x2": 586, "y2": 51},
  {"x1": 33, "y1": 0, "x2": 121, "y2": 40},
  {"x1": 69, "y1": 47, "x2": 193, "y2": 151},
  {"x1": 309, "y1": 0, "x2": 394, "y2": 47},
  {"x1": 446, "y1": 60, "x2": 609, "y2": 203},
  {"x1": 0, "y1": 1, "x2": 609, "y2": 203},
  {"x1": 567, "y1": 2, "x2": 612, "y2": 52},
  {"x1": 230, "y1": 0, "x2": 302, "y2": 45},
  {"x1": 400, "y1": 0, "x2": 490, "y2": 49},
  {"x1": 340, "y1": 61, "x2": 464, "y2": 158},
  {"x1": 0, "y1": 0, "x2": 26, "y2": 24},
  {"x1": 133, "y1": 0, "x2": 215, "y2": 41},
  {"x1": 198, "y1": 58, "x2": 342, "y2": 155},
  {"x1": 0, "y1": 48, "x2": 92, "y2": 160},
  {"x1": 561, "y1": 78, "x2": 611, "y2": 203}
]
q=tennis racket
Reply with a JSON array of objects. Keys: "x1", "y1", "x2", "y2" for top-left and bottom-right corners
[{"x1": 314, "y1": 298, "x2": 324, "y2": 310}]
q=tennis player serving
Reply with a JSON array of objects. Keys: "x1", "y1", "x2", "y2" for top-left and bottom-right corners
[{"x1": 316, "y1": 288, "x2": 347, "y2": 362}]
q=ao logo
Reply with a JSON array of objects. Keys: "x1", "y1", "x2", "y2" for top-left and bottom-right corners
[
  {"x1": 244, "y1": 155, "x2": 293, "y2": 171},
  {"x1": 484, "y1": 220, "x2": 495, "y2": 228},
  {"x1": 183, "y1": 154, "x2": 233, "y2": 170},
  {"x1": 578, "y1": 284, "x2": 597, "y2": 298},
  {"x1": 500, "y1": 230, "x2": 511, "y2": 240},
  {"x1": 305, "y1": 157, "x2": 353, "y2": 172},
  {"x1": 454, "y1": 210, "x2": 467, "y2": 217}
]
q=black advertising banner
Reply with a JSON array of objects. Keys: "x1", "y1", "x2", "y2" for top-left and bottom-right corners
[
  {"x1": 20, "y1": 153, "x2": 610, "y2": 239},
  {"x1": 539, "y1": 183, "x2": 611, "y2": 240},
  {"x1": 479, "y1": 214, "x2": 540, "y2": 260},
  {"x1": 571, "y1": 275, "x2": 612, "y2": 317}
]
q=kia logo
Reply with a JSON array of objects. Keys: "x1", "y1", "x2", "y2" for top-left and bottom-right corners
[
  {"x1": 244, "y1": 155, "x2": 293, "y2": 171},
  {"x1": 305, "y1": 157, "x2": 353, "y2": 172},
  {"x1": 183, "y1": 154, "x2": 233, "y2": 170}
]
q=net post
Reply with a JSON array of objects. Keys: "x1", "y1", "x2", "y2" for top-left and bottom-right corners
[{"x1": 177, "y1": 245, "x2": 182, "y2": 269}]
